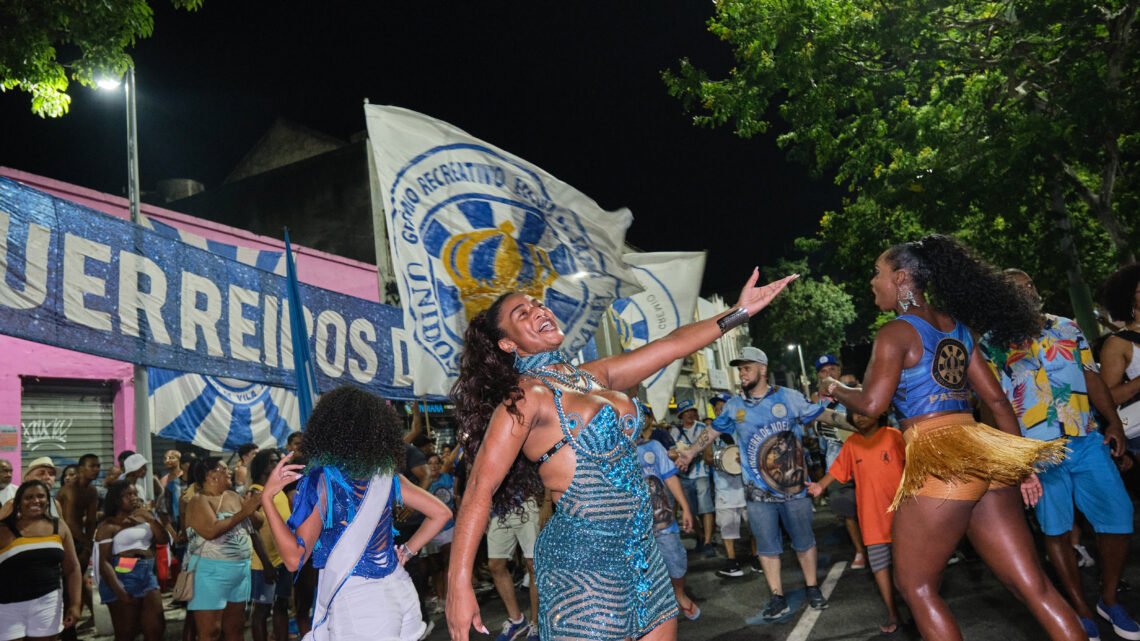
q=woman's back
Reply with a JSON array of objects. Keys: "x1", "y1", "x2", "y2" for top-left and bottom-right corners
[
  {"x1": 288, "y1": 467, "x2": 399, "y2": 579},
  {"x1": 891, "y1": 314, "x2": 974, "y2": 420}
]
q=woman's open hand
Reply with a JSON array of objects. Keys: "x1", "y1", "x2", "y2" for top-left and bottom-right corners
[{"x1": 736, "y1": 270, "x2": 798, "y2": 316}]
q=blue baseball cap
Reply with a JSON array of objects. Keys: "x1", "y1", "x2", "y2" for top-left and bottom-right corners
[
  {"x1": 675, "y1": 399, "x2": 698, "y2": 416},
  {"x1": 710, "y1": 393, "x2": 731, "y2": 405},
  {"x1": 814, "y1": 354, "x2": 839, "y2": 371}
]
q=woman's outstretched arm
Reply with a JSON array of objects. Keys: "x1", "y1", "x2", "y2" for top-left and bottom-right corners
[{"x1": 585, "y1": 271, "x2": 796, "y2": 392}]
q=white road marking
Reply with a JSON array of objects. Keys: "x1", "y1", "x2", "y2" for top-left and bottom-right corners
[{"x1": 786, "y1": 561, "x2": 846, "y2": 641}]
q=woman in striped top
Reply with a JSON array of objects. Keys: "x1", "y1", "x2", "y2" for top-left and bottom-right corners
[{"x1": 0, "y1": 479, "x2": 82, "y2": 641}]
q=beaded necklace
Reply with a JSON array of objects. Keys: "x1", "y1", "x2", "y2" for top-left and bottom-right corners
[{"x1": 514, "y1": 349, "x2": 603, "y2": 394}]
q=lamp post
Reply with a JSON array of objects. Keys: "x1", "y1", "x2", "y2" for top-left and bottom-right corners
[
  {"x1": 787, "y1": 343, "x2": 809, "y2": 398},
  {"x1": 99, "y1": 66, "x2": 151, "y2": 502}
]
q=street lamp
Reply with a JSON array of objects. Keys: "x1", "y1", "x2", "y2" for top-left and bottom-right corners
[
  {"x1": 787, "y1": 343, "x2": 809, "y2": 397},
  {"x1": 99, "y1": 66, "x2": 151, "y2": 501}
]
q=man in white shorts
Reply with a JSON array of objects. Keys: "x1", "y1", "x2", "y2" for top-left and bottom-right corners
[
  {"x1": 709, "y1": 393, "x2": 751, "y2": 578},
  {"x1": 488, "y1": 498, "x2": 540, "y2": 641}
]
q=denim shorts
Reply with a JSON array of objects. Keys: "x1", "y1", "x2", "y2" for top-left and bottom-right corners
[
  {"x1": 98, "y1": 556, "x2": 159, "y2": 602},
  {"x1": 250, "y1": 564, "x2": 292, "y2": 604},
  {"x1": 680, "y1": 476, "x2": 715, "y2": 515},
  {"x1": 653, "y1": 531, "x2": 688, "y2": 579},
  {"x1": 746, "y1": 496, "x2": 816, "y2": 557}
]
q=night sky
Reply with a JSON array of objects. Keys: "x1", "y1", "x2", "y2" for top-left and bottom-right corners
[{"x1": 0, "y1": 2, "x2": 842, "y2": 299}]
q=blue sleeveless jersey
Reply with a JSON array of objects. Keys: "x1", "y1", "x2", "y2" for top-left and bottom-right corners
[{"x1": 892, "y1": 315, "x2": 974, "y2": 419}]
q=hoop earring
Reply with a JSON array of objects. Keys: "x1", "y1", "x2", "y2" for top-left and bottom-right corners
[{"x1": 897, "y1": 287, "x2": 920, "y2": 313}]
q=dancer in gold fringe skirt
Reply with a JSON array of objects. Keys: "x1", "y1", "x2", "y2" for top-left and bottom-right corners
[{"x1": 821, "y1": 235, "x2": 1084, "y2": 641}]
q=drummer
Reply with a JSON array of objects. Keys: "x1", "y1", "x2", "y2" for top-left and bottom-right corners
[
  {"x1": 676, "y1": 347, "x2": 849, "y2": 621},
  {"x1": 708, "y1": 393, "x2": 752, "y2": 578},
  {"x1": 810, "y1": 355, "x2": 868, "y2": 571}
]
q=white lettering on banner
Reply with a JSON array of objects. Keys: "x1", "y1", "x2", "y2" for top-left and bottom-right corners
[
  {"x1": 227, "y1": 284, "x2": 260, "y2": 362},
  {"x1": 22, "y1": 418, "x2": 70, "y2": 451},
  {"x1": 180, "y1": 271, "x2": 224, "y2": 356},
  {"x1": 0, "y1": 210, "x2": 50, "y2": 310},
  {"x1": 390, "y1": 326, "x2": 414, "y2": 387},
  {"x1": 118, "y1": 251, "x2": 171, "y2": 344},
  {"x1": 314, "y1": 310, "x2": 347, "y2": 378},
  {"x1": 348, "y1": 318, "x2": 378, "y2": 383},
  {"x1": 62, "y1": 234, "x2": 113, "y2": 331},
  {"x1": 262, "y1": 295, "x2": 279, "y2": 367}
]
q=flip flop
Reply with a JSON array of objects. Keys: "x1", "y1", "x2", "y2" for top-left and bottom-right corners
[{"x1": 680, "y1": 600, "x2": 701, "y2": 621}]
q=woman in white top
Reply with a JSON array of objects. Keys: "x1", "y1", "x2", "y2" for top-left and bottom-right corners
[{"x1": 94, "y1": 480, "x2": 168, "y2": 641}]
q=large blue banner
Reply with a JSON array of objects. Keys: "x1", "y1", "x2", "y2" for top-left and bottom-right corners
[{"x1": 0, "y1": 177, "x2": 421, "y2": 399}]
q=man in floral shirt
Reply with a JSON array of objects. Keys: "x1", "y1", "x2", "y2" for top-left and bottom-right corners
[{"x1": 984, "y1": 270, "x2": 1137, "y2": 641}]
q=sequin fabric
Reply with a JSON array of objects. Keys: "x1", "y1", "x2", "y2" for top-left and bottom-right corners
[{"x1": 522, "y1": 355, "x2": 677, "y2": 641}]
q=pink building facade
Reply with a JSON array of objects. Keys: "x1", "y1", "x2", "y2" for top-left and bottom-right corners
[{"x1": 0, "y1": 168, "x2": 384, "y2": 479}]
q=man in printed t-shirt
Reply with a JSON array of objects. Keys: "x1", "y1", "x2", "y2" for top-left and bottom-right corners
[
  {"x1": 637, "y1": 428, "x2": 700, "y2": 620},
  {"x1": 677, "y1": 347, "x2": 848, "y2": 622}
]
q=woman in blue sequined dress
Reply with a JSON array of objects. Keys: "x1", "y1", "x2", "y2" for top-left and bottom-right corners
[
  {"x1": 446, "y1": 270, "x2": 796, "y2": 641},
  {"x1": 258, "y1": 386, "x2": 452, "y2": 641}
]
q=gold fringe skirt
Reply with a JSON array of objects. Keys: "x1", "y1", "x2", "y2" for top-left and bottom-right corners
[{"x1": 890, "y1": 413, "x2": 1068, "y2": 510}]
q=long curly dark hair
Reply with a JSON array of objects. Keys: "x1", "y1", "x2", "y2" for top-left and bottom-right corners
[
  {"x1": 885, "y1": 234, "x2": 1039, "y2": 346},
  {"x1": 1099, "y1": 264, "x2": 1140, "y2": 323},
  {"x1": 451, "y1": 293, "x2": 543, "y2": 517},
  {"x1": 298, "y1": 386, "x2": 404, "y2": 479}
]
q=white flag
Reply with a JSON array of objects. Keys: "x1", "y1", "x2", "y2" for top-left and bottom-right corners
[
  {"x1": 607, "y1": 252, "x2": 706, "y2": 419},
  {"x1": 365, "y1": 106, "x2": 642, "y2": 396}
]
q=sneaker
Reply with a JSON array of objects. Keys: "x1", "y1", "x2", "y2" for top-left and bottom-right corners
[
  {"x1": 526, "y1": 624, "x2": 540, "y2": 641},
  {"x1": 1097, "y1": 600, "x2": 1140, "y2": 641},
  {"x1": 717, "y1": 559, "x2": 744, "y2": 578},
  {"x1": 496, "y1": 616, "x2": 529, "y2": 641},
  {"x1": 806, "y1": 585, "x2": 829, "y2": 610},
  {"x1": 1080, "y1": 616, "x2": 1101, "y2": 641},
  {"x1": 750, "y1": 557, "x2": 764, "y2": 574},
  {"x1": 851, "y1": 552, "x2": 867, "y2": 570},
  {"x1": 1120, "y1": 579, "x2": 1134, "y2": 593},
  {"x1": 418, "y1": 620, "x2": 436, "y2": 641},
  {"x1": 761, "y1": 594, "x2": 790, "y2": 621},
  {"x1": 946, "y1": 551, "x2": 964, "y2": 566},
  {"x1": 702, "y1": 543, "x2": 717, "y2": 558},
  {"x1": 1075, "y1": 544, "x2": 1097, "y2": 568}
]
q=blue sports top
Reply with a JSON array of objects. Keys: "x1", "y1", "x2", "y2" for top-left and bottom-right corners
[
  {"x1": 287, "y1": 466, "x2": 401, "y2": 579},
  {"x1": 892, "y1": 314, "x2": 974, "y2": 419}
]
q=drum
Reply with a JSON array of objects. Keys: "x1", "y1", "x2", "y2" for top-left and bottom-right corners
[{"x1": 713, "y1": 445, "x2": 742, "y2": 475}]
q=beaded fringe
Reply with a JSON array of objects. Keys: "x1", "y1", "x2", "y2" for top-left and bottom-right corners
[{"x1": 890, "y1": 421, "x2": 1068, "y2": 511}]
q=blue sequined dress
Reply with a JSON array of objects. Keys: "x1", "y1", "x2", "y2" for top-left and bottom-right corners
[{"x1": 536, "y1": 393, "x2": 677, "y2": 641}]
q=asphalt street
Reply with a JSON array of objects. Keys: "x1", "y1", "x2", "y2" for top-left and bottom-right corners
[{"x1": 433, "y1": 507, "x2": 1140, "y2": 641}]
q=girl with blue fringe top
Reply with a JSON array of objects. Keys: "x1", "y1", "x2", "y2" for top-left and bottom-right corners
[{"x1": 259, "y1": 386, "x2": 452, "y2": 641}]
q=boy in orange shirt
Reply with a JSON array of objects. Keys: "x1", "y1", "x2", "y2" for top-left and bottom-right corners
[{"x1": 808, "y1": 411, "x2": 905, "y2": 634}]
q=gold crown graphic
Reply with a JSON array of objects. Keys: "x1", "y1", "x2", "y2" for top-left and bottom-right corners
[{"x1": 442, "y1": 220, "x2": 560, "y2": 322}]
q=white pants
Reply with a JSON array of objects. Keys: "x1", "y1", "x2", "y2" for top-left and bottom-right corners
[{"x1": 326, "y1": 567, "x2": 424, "y2": 641}]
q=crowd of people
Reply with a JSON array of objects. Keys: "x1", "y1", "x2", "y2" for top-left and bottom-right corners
[{"x1": 4, "y1": 235, "x2": 1140, "y2": 641}]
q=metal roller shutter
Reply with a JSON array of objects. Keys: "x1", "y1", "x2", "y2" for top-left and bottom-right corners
[{"x1": 20, "y1": 379, "x2": 115, "y2": 471}]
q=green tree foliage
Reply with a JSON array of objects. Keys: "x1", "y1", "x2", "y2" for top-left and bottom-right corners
[
  {"x1": 0, "y1": 0, "x2": 202, "y2": 117},
  {"x1": 667, "y1": 0, "x2": 1139, "y2": 337},
  {"x1": 748, "y1": 260, "x2": 857, "y2": 366}
]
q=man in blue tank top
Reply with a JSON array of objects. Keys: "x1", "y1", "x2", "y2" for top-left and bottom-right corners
[
  {"x1": 984, "y1": 270, "x2": 1138, "y2": 641},
  {"x1": 677, "y1": 347, "x2": 847, "y2": 622}
]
